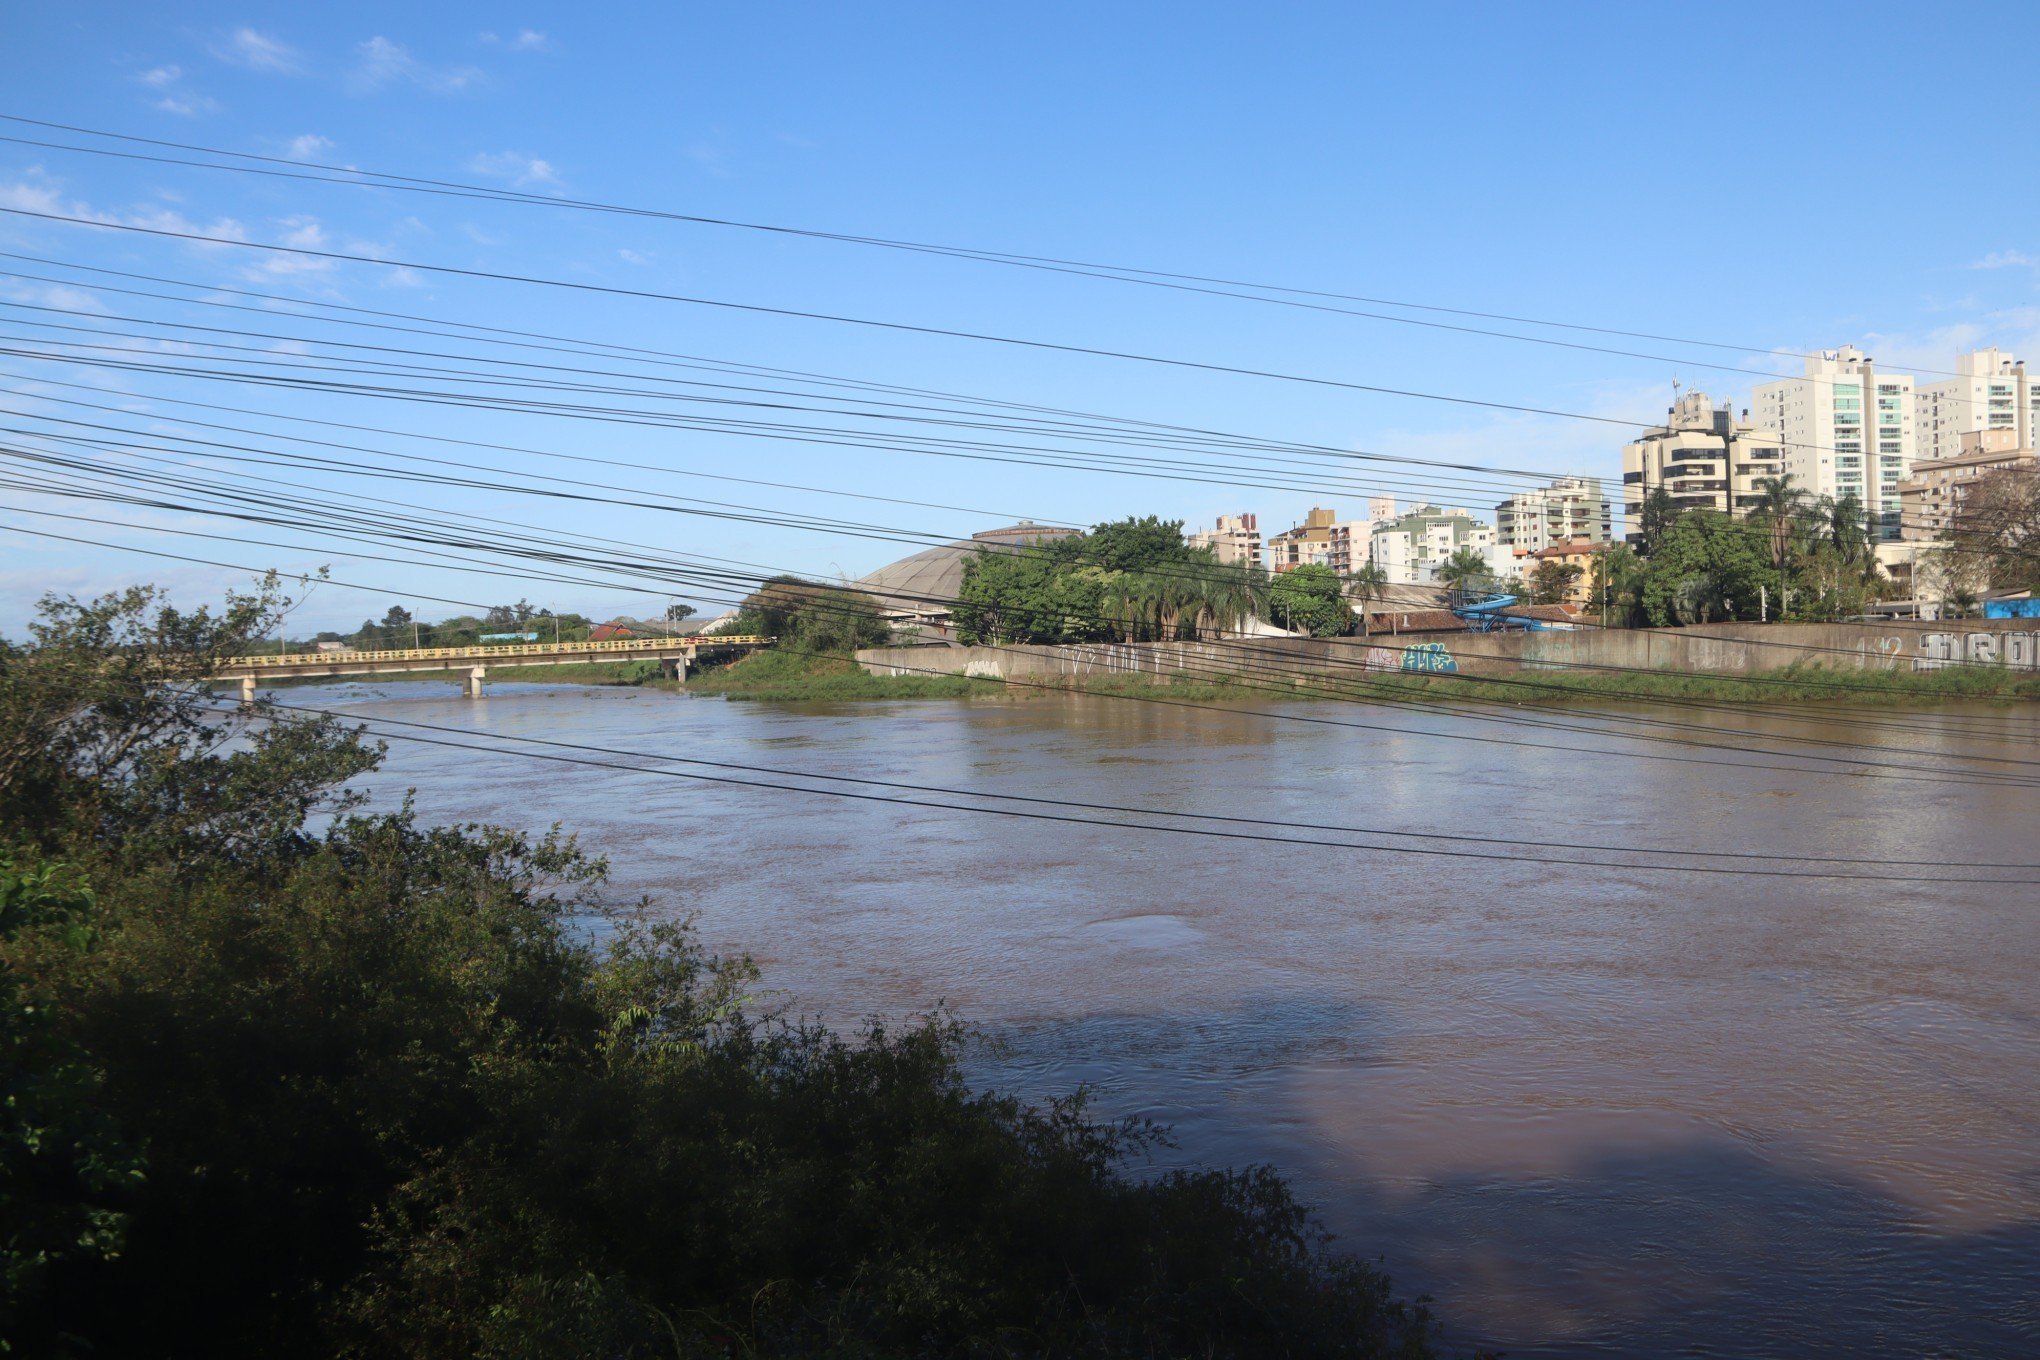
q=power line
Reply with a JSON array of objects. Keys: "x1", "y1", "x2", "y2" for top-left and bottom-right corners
[
  {"x1": 0, "y1": 112, "x2": 2006, "y2": 395},
  {"x1": 14, "y1": 477, "x2": 2034, "y2": 788}
]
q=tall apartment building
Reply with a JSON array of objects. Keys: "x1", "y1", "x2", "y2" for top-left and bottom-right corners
[
  {"x1": 1186, "y1": 513, "x2": 1262, "y2": 568},
  {"x1": 1621, "y1": 389, "x2": 1785, "y2": 542},
  {"x1": 1266, "y1": 507, "x2": 1338, "y2": 574},
  {"x1": 1493, "y1": 476, "x2": 1611, "y2": 553},
  {"x1": 1368, "y1": 505, "x2": 1497, "y2": 585},
  {"x1": 1915, "y1": 347, "x2": 2037, "y2": 463},
  {"x1": 1752, "y1": 347, "x2": 1916, "y2": 541},
  {"x1": 1266, "y1": 499, "x2": 1396, "y2": 575},
  {"x1": 1896, "y1": 427, "x2": 2037, "y2": 543}
]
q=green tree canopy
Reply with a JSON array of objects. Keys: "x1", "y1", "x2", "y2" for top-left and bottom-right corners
[
  {"x1": 1638, "y1": 511, "x2": 1770, "y2": 626},
  {"x1": 956, "y1": 520, "x2": 1267, "y2": 645},
  {"x1": 1267, "y1": 563, "x2": 1352, "y2": 637}
]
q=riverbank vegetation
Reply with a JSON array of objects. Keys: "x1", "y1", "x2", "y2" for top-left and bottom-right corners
[
  {"x1": 1, "y1": 583, "x2": 1447, "y2": 1358},
  {"x1": 685, "y1": 646, "x2": 1002, "y2": 700},
  {"x1": 956, "y1": 517, "x2": 1273, "y2": 644}
]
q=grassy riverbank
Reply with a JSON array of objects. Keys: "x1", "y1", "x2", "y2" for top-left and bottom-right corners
[
  {"x1": 250, "y1": 648, "x2": 2040, "y2": 707},
  {"x1": 682, "y1": 647, "x2": 1005, "y2": 699},
  {"x1": 693, "y1": 650, "x2": 2040, "y2": 707}
]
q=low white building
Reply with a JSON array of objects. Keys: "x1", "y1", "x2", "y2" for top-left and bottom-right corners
[{"x1": 1369, "y1": 505, "x2": 1498, "y2": 585}]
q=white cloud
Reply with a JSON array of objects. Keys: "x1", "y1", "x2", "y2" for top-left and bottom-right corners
[
  {"x1": 242, "y1": 215, "x2": 334, "y2": 278},
  {"x1": 352, "y1": 36, "x2": 484, "y2": 93},
  {"x1": 126, "y1": 207, "x2": 249, "y2": 247},
  {"x1": 286, "y1": 134, "x2": 334, "y2": 161},
  {"x1": 481, "y1": 28, "x2": 550, "y2": 51},
  {"x1": 618, "y1": 248, "x2": 652, "y2": 266},
  {"x1": 1972, "y1": 250, "x2": 2040, "y2": 271},
  {"x1": 469, "y1": 150, "x2": 559, "y2": 188},
  {"x1": 0, "y1": 179, "x2": 65, "y2": 215},
  {"x1": 1, "y1": 280, "x2": 109, "y2": 315},
  {"x1": 134, "y1": 63, "x2": 217, "y2": 115},
  {"x1": 215, "y1": 28, "x2": 302, "y2": 74},
  {"x1": 155, "y1": 93, "x2": 221, "y2": 117}
]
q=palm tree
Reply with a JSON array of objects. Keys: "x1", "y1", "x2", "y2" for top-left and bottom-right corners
[
  {"x1": 1345, "y1": 562, "x2": 1389, "y2": 636},
  {"x1": 1753, "y1": 473, "x2": 1804, "y2": 617},
  {"x1": 1439, "y1": 547, "x2": 1492, "y2": 597}
]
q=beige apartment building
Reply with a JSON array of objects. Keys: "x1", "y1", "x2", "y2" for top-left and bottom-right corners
[
  {"x1": 1915, "y1": 348, "x2": 2037, "y2": 463},
  {"x1": 1265, "y1": 499, "x2": 1397, "y2": 574},
  {"x1": 1494, "y1": 476, "x2": 1611, "y2": 553},
  {"x1": 1896, "y1": 427, "x2": 2037, "y2": 542},
  {"x1": 1186, "y1": 512, "x2": 1263, "y2": 567},
  {"x1": 1621, "y1": 389, "x2": 1785, "y2": 541}
]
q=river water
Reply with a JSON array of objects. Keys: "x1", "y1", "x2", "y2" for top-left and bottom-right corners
[{"x1": 300, "y1": 679, "x2": 2040, "y2": 1358}]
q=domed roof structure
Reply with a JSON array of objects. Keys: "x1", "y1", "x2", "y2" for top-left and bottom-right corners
[{"x1": 852, "y1": 521, "x2": 1078, "y2": 621}]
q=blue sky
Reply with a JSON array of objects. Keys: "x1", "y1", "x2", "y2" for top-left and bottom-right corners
[{"x1": 3, "y1": 1, "x2": 2038, "y2": 632}]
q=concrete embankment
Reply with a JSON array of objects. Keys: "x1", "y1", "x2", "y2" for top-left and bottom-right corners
[{"x1": 857, "y1": 620, "x2": 2040, "y2": 682}]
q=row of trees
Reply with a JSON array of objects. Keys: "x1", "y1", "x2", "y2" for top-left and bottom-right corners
[
  {"x1": 955, "y1": 517, "x2": 1274, "y2": 643},
  {"x1": 0, "y1": 583, "x2": 1442, "y2": 1357},
  {"x1": 1615, "y1": 478, "x2": 1894, "y2": 626},
  {"x1": 730, "y1": 577, "x2": 891, "y2": 652}
]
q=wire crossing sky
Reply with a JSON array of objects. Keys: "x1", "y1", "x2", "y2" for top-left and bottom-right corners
[{"x1": 3, "y1": 2, "x2": 2040, "y2": 629}]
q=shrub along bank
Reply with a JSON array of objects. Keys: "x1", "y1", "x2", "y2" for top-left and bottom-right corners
[{"x1": 0, "y1": 583, "x2": 1451, "y2": 1359}]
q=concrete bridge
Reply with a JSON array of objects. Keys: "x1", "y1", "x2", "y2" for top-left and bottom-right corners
[{"x1": 220, "y1": 634, "x2": 770, "y2": 701}]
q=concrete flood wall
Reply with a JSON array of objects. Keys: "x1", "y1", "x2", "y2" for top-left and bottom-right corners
[{"x1": 857, "y1": 620, "x2": 2040, "y2": 683}]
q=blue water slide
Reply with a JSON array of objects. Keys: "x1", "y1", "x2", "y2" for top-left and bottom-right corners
[{"x1": 1449, "y1": 590, "x2": 1549, "y2": 631}]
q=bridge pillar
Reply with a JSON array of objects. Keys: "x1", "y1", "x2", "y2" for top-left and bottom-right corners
[
  {"x1": 663, "y1": 653, "x2": 689, "y2": 683},
  {"x1": 465, "y1": 665, "x2": 487, "y2": 699},
  {"x1": 239, "y1": 675, "x2": 257, "y2": 708}
]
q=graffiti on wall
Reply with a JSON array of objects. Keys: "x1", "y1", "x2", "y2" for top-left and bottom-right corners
[
  {"x1": 1913, "y1": 631, "x2": 2040, "y2": 671},
  {"x1": 1361, "y1": 643, "x2": 1458, "y2": 674},
  {"x1": 1400, "y1": 642, "x2": 1457, "y2": 674}
]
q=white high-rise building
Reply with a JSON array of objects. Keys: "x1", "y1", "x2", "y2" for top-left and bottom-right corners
[
  {"x1": 1915, "y1": 348, "x2": 2037, "y2": 464},
  {"x1": 1493, "y1": 476, "x2": 1611, "y2": 554},
  {"x1": 1752, "y1": 347, "x2": 1916, "y2": 541}
]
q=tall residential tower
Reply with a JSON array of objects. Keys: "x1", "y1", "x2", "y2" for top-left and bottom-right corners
[{"x1": 1752, "y1": 347, "x2": 1916, "y2": 541}]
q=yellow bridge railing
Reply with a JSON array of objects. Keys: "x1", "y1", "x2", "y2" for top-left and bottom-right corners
[{"x1": 222, "y1": 635, "x2": 772, "y2": 670}]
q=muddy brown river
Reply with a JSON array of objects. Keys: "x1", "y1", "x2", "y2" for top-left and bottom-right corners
[{"x1": 300, "y1": 679, "x2": 2040, "y2": 1358}]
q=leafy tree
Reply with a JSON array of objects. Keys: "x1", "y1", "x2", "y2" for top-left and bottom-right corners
[
  {"x1": 1527, "y1": 559, "x2": 1584, "y2": 606},
  {"x1": 1267, "y1": 563, "x2": 1351, "y2": 637},
  {"x1": 1590, "y1": 543, "x2": 1648, "y2": 627},
  {"x1": 0, "y1": 584, "x2": 1441, "y2": 1358},
  {"x1": 1637, "y1": 488, "x2": 1677, "y2": 558},
  {"x1": 1639, "y1": 511, "x2": 1769, "y2": 626},
  {"x1": 662, "y1": 602, "x2": 695, "y2": 627},
  {"x1": 1950, "y1": 465, "x2": 2040, "y2": 593},
  {"x1": 956, "y1": 527, "x2": 1264, "y2": 645},
  {"x1": 1083, "y1": 515, "x2": 1187, "y2": 573},
  {"x1": 1, "y1": 857, "x2": 141, "y2": 1349}
]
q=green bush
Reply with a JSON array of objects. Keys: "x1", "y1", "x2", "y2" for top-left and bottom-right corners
[{"x1": 0, "y1": 584, "x2": 1442, "y2": 1359}]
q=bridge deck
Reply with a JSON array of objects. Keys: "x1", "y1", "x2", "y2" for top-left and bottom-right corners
[{"x1": 219, "y1": 635, "x2": 769, "y2": 680}]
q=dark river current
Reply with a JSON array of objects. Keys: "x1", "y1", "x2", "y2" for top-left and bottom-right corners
[{"x1": 291, "y1": 679, "x2": 2040, "y2": 1358}]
